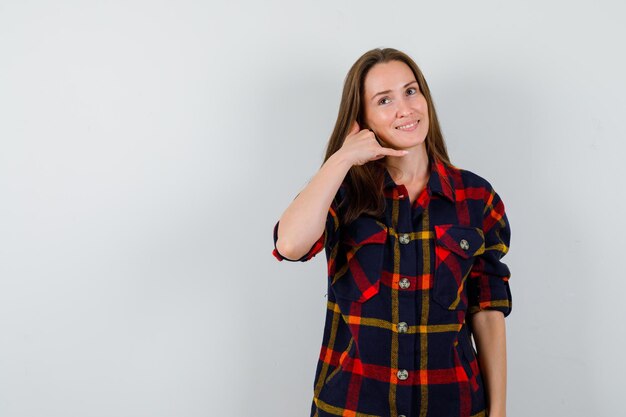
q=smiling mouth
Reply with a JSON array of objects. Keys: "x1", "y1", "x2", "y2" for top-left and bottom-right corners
[{"x1": 395, "y1": 120, "x2": 419, "y2": 131}]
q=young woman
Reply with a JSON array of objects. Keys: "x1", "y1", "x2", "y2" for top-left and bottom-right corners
[{"x1": 272, "y1": 48, "x2": 512, "y2": 417}]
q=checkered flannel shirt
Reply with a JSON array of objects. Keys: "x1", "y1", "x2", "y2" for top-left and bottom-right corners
[{"x1": 272, "y1": 158, "x2": 512, "y2": 417}]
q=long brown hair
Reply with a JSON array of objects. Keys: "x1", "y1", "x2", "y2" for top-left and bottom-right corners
[{"x1": 323, "y1": 47, "x2": 452, "y2": 225}]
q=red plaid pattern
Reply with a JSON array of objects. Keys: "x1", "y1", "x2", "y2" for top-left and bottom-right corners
[{"x1": 272, "y1": 158, "x2": 512, "y2": 417}]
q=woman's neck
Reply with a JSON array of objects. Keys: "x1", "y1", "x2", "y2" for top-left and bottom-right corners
[{"x1": 384, "y1": 143, "x2": 429, "y2": 185}]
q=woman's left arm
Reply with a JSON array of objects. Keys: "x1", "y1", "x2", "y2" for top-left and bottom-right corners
[{"x1": 469, "y1": 309, "x2": 507, "y2": 417}]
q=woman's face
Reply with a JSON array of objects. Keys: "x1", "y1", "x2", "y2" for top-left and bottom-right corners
[{"x1": 362, "y1": 60, "x2": 429, "y2": 150}]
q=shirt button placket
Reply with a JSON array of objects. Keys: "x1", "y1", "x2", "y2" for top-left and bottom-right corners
[
  {"x1": 396, "y1": 222, "x2": 414, "y2": 415},
  {"x1": 397, "y1": 231, "x2": 411, "y2": 290}
]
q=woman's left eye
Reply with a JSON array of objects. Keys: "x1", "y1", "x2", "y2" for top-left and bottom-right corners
[{"x1": 406, "y1": 87, "x2": 417, "y2": 95}]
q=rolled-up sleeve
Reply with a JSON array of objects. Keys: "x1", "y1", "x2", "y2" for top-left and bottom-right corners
[
  {"x1": 272, "y1": 192, "x2": 341, "y2": 262},
  {"x1": 467, "y1": 183, "x2": 512, "y2": 317}
]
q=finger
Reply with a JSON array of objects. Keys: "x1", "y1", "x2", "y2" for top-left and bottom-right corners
[{"x1": 380, "y1": 147, "x2": 409, "y2": 156}]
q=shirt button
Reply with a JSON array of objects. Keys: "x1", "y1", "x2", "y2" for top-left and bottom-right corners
[
  {"x1": 399, "y1": 233, "x2": 410, "y2": 244},
  {"x1": 397, "y1": 322, "x2": 408, "y2": 333},
  {"x1": 459, "y1": 238, "x2": 470, "y2": 250},
  {"x1": 397, "y1": 369, "x2": 409, "y2": 380},
  {"x1": 399, "y1": 278, "x2": 410, "y2": 289}
]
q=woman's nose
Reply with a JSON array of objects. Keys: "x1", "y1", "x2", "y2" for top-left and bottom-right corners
[{"x1": 396, "y1": 99, "x2": 412, "y2": 117}]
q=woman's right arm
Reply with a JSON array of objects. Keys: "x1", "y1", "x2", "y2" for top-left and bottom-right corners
[
  {"x1": 274, "y1": 150, "x2": 353, "y2": 261},
  {"x1": 274, "y1": 123, "x2": 409, "y2": 261}
]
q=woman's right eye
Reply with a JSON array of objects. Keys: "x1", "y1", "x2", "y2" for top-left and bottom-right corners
[{"x1": 378, "y1": 97, "x2": 391, "y2": 105}]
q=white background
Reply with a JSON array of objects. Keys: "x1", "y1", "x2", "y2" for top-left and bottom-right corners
[{"x1": 1, "y1": 1, "x2": 624, "y2": 416}]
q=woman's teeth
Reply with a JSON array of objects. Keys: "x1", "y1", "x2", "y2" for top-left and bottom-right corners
[{"x1": 396, "y1": 121, "x2": 418, "y2": 130}]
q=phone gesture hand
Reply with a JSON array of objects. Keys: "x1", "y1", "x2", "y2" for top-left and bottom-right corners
[{"x1": 339, "y1": 122, "x2": 409, "y2": 166}]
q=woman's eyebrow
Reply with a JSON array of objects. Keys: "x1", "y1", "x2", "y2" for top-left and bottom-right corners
[{"x1": 371, "y1": 80, "x2": 418, "y2": 101}]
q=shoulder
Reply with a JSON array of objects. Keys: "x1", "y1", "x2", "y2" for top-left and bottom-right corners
[
  {"x1": 449, "y1": 164, "x2": 497, "y2": 195},
  {"x1": 451, "y1": 165, "x2": 510, "y2": 223}
]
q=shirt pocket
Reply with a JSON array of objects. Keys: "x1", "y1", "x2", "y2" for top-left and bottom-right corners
[
  {"x1": 330, "y1": 216, "x2": 388, "y2": 303},
  {"x1": 433, "y1": 224, "x2": 485, "y2": 311}
]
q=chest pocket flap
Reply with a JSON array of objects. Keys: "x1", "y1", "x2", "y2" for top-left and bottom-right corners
[
  {"x1": 433, "y1": 224, "x2": 485, "y2": 310},
  {"x1": 331, "y1": 216, "x2": 388, "y2": 302},
  {"x1": 434, "y1": 224, "x2": 485, "y2": 258}
]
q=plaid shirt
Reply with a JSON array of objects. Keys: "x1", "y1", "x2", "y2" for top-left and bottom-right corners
[{"x1": 272, "y1": 158, "x2": 512, "y2": 417}]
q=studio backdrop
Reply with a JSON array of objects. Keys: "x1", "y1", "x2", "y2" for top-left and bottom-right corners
[{"x1": 1, "y1": 1, "x2": 624, "y2": 416}]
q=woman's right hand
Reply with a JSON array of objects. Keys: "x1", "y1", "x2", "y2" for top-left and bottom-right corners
[{"x1": 337, "y1": 122, "x2": 409, "y2": 166}]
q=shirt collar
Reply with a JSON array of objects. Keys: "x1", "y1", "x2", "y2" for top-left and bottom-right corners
[{"x1": 383, "y1": 157, "x2": 456, "y2": 202}]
